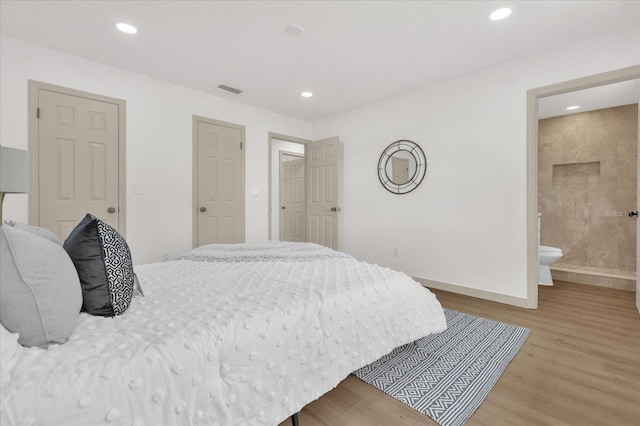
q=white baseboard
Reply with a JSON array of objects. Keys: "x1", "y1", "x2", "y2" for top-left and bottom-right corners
[{"x1": 413, "y1": 277, "x2": 535, "y2": 309}]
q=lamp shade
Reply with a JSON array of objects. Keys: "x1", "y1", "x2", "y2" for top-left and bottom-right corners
[{"x1": 0, "y1": 146, "x2": 29, "y2": 193}]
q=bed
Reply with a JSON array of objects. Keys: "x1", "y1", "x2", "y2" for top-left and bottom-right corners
[{"x1": 1, "y1": 239, "x2": 446, "y2": 426}]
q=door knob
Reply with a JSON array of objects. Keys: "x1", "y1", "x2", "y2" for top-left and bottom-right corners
[
  {"x1": 200, "y1": 207, "x2": 207, "y2": 212},
  {"x1": 330, "y1": 207, "x2": 342, "y2": 212},
  {"x1": 281, "y1": 206, "x2": 286, "y2": 210},
  {"x1": 629, "y1": 210, "x2": 638, "y2": 217},
  {"x1": 107, "y1": 207, "x2": 116, "y2": 214}
]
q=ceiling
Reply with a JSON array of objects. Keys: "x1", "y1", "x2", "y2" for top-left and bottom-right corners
[
  {"x1": 538, "y1": 79, "x2": 640, "y2": 119},
  {"x1": 1, "y1": 1, "x2": 639, "y2": 121}
]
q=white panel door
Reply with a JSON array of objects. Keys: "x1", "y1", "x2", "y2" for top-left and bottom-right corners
[
  {"x1": 307, "y1": 136, "x2": 340, "y2": 249},
  {"x1": 38, "y1": 89, "x2": 120, "y2": 240},
  {"x1": 195, "y1": 120, "x2": 244, "y2": 246},
  {"x1": 280, "y1": 157, "x2": 305, "y2": 242}
]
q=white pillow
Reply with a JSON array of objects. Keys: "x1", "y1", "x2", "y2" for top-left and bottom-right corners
[
  {"x1": 4, "y1": 220, "x2": 63, "y2": 245},
  {"x1": 0, "y1": 226, "x2": 82, "y2": 347}
]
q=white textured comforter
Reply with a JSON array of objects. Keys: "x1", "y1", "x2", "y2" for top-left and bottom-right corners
[{"x1": 1, "y1": 242, "x2": 446, "y2": 426}]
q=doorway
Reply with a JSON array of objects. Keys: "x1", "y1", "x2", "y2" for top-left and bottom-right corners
[
  {"x1": 268, "y1": 133, "x2": 342, "y2": 249},
  {"x1": 526, "y1": 65, "x2": 640, "y2": 311},
  {"x1": 538, "y1": 86, "x2": 637, "y2": 290},
  {"x1": 279, "y1": 151, "x2": 306, "y2": 242},
  {"x1": 269, "y1": 133, "x2": 309, "y2": 241},
  {"x1": 28, "y1": 80, "x2": 126, "y2": 239}
]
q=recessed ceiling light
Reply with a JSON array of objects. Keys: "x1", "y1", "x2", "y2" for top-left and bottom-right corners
[
  {"x1": 566, "y1": 105, "x2": 580, "y2": 111},
  {"x1": 301, "y1": 91, "x2": 313, "y2": 98},
  {"x1": 286, "y1": 24, "x2": 304, "y2": 36},
  {"x1": 116, "y1": 23, "x2": 137, "y2": 34},
  {"x1": 488, "y1": 8, "x2": 512, "y2": 21}
]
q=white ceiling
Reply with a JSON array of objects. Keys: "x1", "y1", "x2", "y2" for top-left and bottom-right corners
[
  {"x1": 538, "y1": 79, "x2": 640, "y2": 119},
  {"x1": 1, "y1": 0, "x2": 639, "y2": 121}
]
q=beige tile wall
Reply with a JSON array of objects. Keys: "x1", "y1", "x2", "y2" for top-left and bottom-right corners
[{"x1": 538, "y1": 104, "x2": 638, "y2": 274}]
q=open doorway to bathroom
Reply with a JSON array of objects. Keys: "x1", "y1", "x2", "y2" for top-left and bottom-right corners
[
  {"x1": 538, "y1": 85, "x2": 637, "y2": 291},
  {"x1": 527, "y1": 66, "x2": 640, "y2": 313}
]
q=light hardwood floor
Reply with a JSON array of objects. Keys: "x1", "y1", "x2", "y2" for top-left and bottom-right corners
[{"x1": 278, "y1": 280, "x2": 640, "y2": 426}]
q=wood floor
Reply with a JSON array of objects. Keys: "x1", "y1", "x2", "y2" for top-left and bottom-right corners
[{"x1": 278, "y1": 280, "x2": 640, "y2": 426}]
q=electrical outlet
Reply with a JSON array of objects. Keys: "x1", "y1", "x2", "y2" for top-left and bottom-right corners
[{"x1": 393, "y1": 248, "x2": 399, "y2": 258}]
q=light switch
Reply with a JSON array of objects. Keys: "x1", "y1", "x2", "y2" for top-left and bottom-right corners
[
  {"x1": 132, "y1": 183, "x2": 141, "y2": 194},
  {"x1": 251, "y1": 189, "x2": 259, "y2": 197}
]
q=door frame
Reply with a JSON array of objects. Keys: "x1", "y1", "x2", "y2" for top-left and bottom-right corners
[
  {"x1": 278, "y1": 150, "x2": 305, "y2": 241},
  {"x1": 27, "y1": 80, "x2": 127, "y2": 235},
  {"x1": 192, "y1": 115, "x2": 246, "y2": 247},
  {"x1": 526, "y1": 65, "x2": 640, "y2": 309},
  {"x1": 267, "y1": 132, "x2": 310, "y2": 240}
]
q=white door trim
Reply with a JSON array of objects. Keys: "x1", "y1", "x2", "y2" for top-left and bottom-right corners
[
  {"x1": 192, "y1": 115, "x2": 246, "y2": 247},
  {"x1": 267, "y1": 132, "x2": 310, "y2": 240},
  {"x1": 526, "y1": 65, "x2": 640, "y2": 309},
  {"x1": 637, "y1": 104, "x2": 640, "y2": 314},
  {"x1": 28, "y1": 80, "x2": 127, "y2": 235}
]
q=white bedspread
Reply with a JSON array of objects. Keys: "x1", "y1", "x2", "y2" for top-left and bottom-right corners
[{"x1": 1, "y1": 242, "x2": 446, "y2": 426}]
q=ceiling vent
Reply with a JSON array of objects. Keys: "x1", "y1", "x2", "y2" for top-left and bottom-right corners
[{"x1": 217, "y1": 84, "x2": 242, "y2": 95}]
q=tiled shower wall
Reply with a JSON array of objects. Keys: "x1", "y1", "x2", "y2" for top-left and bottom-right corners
[{"x1": 538, "y1": 103, "x2": 638, "y2": 275}]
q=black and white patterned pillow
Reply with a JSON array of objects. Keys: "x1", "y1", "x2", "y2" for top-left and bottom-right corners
[{"x1": 63, "y1": 214, "x2": 135, "y2": 316}]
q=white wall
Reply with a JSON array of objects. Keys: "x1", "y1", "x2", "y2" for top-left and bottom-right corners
[
  {"x1": 312, "y1": 26, "x2": 640, "y2": 301},
  {"x1": 270, "y1": 139, "x2": 305, "y2": 239},
  {"x1": 2, "y1": 26, "x2": 638, "y2": 303},
  {"x1": 0, "y1": 36, "x2": 312, "y2": 265}
]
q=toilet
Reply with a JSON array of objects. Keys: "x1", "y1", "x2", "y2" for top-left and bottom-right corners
[
  {"x1": 538, "y1": 213, "x2": 562, "y2": 286},
  {"x1": 539, "y1": 245, "x2": 563, "y2": 286}
]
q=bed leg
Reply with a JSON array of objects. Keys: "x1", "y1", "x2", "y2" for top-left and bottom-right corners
[{"x1": 291, "y1": 412, "x2": 299, "y2": 426}]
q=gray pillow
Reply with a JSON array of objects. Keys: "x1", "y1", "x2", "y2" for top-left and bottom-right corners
[
  {"x1": 4, "y1": 220, "x2": 63, "y2": 246},
  {"x1": 0, "y1": 226, "x2": 82, "y2": 347}
]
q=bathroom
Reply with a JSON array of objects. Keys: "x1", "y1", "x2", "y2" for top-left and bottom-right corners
[{"x1": 538, "y1": 80, "x2": 638, "y2": 290}]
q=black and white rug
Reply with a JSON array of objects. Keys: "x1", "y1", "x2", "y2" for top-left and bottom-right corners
[{"x1": 354, "y1": 309, "x2": 530, "y2": 426}]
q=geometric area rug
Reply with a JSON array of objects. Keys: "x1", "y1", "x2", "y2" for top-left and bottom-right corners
[{"x1": 353, "y1": 309, "x2": 530, "y2": 426}]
